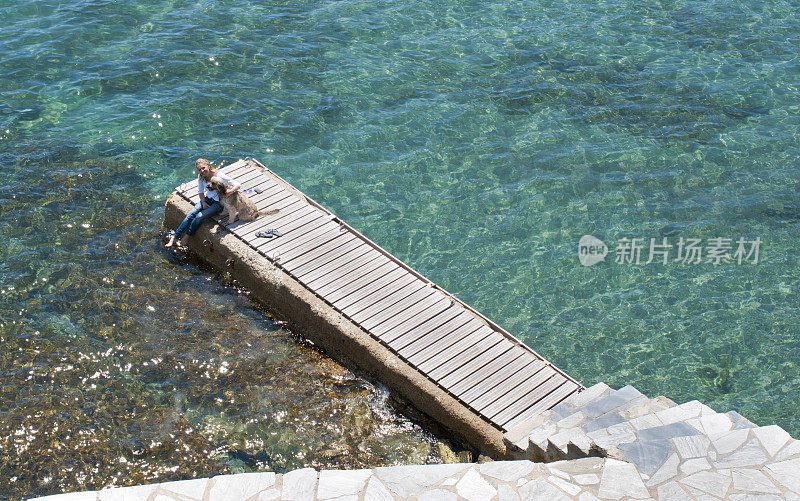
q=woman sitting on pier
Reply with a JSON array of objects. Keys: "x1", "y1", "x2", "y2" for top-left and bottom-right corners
[{"x1": 165, "y1": 158, "x2": 239, "y2": 248}]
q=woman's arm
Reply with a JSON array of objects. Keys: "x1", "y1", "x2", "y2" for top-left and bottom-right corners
[{"x1": 198, "y1": 176, "x2": 209, "y2": 208}]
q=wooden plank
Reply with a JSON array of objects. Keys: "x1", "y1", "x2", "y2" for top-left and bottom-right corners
[
  {"x1": 241, "y1": 207, "x2": 320, "y2": 244},
  {"x1": 502, "y1": 381, "x2": 580, "y2": 430},
  {"x1": 346, "y1": 279, "x2": 425, "y2": 323},
  {"x1": 476, "y1": 364, "x2": 554, "y2": 417},
  {"x1": 310, "y1": 254, "x2": 392, "y2": 297},
  {"x1": 433, "y1": 335, "x2": 515, "y2": 385},
  {"x1": 219, "y1": 159, "x2": 248, "y2": 174},
  {"x1": 252, "y1": 212, "x2": 327, "y2": 251},
  {"x1": 466, "y1": 360, "x2": 547, "y2": 411},
  {"x1": 456, "y1": 355, "x2": 535, "y2": 405},
  {"x1": 335, "y1": 268, "x2": 413, "y2": 312},
  {"x1": 397, "y1": 310, "x2": 475, "y2": 357},
  {"x1": 322, "y1": 261, "x2": 401, "y2": 303},
  {"x1": 291, "y1": 238, "x2": 369, "y2": 277},
  {"x1": 360, "y1": 286, "x2": 438, "y2": 332},
  {"x1": 279, "y1": 228, "x2": 351, "y2": 266},
  {"x1": 240, "y1": 183, "x2": 284, "y2": 205},
  {"x1": 384, "y1": 303, "x2": 462, "y2": 346},
  {"x1": 238, "y1": 200, "x2": 313, "y2": 239},
  {"x1": 218, "y1": 161, "x2": 252, "y2": 179},
  {"x1": 447, "y1": 346, "x2": 528, "y2": 397},
  {"x1": 257, "y1": 216, "x2": 333, "y2": 254},
  {"x1": 283, "y1": 233, "x2": 361, "y2": 272},
  {"x1": 243, "y1": 190, "x2": 297, "y2": 221},
  {"x1": 176, "y1": 180, "x2": 194, "y2": 195},
  {"x1": 245, "y1": 208, "x2": 322, "y2": 247},
  {"x1": 230, "y1": 196, "x2": 304, "y2": 236},
  {"x1": 224, "y1": 169, "x2": 262, "y2": 187},
  {"x1": 264, "y1": 220, "x2": 341, "y2": 257},
  {"x1": 254, "y1": 197, "x2": 305, "y2": 220},
  {"x1": 491, "y1": 373, "x2": 568, "y2": 426},
  {"x1": 415, "y1": 325, "x2": 495, "y2": 375},
  {"x1": 404, "y1": 318, "x2": 484, "y2": 366},
  {"x1": 300, "y1": 246, "x2": 384, "y2": 287},
  {"x1": 371, "y1": 293, "x2": 451, "y2": 338},
  {"x1": 425, "y1": 330, "x2": 506, "y2": 385}
]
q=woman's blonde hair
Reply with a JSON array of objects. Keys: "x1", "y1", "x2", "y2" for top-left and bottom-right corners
[{"x1": 195, "y1": 158, "x2": 215, "y2": 171}]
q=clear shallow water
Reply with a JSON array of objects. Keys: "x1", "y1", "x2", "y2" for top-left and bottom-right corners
[{"x1": 1, "y1": 0, "x2": 799, "y2": 497}]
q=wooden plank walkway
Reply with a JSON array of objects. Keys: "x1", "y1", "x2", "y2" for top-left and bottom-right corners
[{"x1": 174, "y1": 158, "x2": 583, "y2": 432}]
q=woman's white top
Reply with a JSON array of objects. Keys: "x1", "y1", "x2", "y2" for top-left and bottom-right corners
[{"x1": 197, "y1": 172, "x2": 238, "y2": 202}]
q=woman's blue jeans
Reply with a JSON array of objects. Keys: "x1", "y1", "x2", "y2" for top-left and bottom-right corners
[{"x1": 174, "y1": 199, "x2": 222, "y2": 239}]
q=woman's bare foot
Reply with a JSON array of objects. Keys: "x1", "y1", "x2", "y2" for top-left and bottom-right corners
[
  {"x1": 179, "y1": 235, "x2": 189, "y2": 247},
  {"x1": 165, "y1": 235, "x2": 177, "y2": 247}
]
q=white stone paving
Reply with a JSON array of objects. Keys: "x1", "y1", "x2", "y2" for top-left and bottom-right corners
[
  {"x1": 32, "y1": 451, "x2": 799, "y2": 501},
  {"x1": 29, "y1": 382, "x2": 800, "y2": 501}
]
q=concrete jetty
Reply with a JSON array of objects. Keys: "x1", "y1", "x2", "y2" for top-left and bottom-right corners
[{"x1": 162, "y1": 158, "x2": 582, "y2": 457}]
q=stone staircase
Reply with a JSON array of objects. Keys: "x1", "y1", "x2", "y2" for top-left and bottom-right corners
[{"x1": 504, "y1": 383, "x2": 800, "y2": 498}]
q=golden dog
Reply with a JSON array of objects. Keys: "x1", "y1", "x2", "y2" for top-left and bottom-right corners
[{"x1": 207, "y1": 175, "x2": 260, "y2": 224}]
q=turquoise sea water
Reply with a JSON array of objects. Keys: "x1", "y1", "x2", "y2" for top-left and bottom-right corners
[{"x1": 1, "y1": 0, "x2": 799, "y2": 497}]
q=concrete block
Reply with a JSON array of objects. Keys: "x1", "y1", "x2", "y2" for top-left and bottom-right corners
[
  {"x1": 563, "y1": 382, "x2": 611, "y2": 409},
  {"x1": 282, "y1": 467, "x2": 318, "y2": 501},
  {"x1": 672, "y1": 434, "x2": 711, "y2": 459},
  {"x1": 208, "y1": 472, "x2": 276, "y2": 501},
  {"x1": 715, "y1": 438, "x2": 769, "y2": 469},
  {"x1": 731, "y1": 468, "x2": 782, "y2": 494},
  {"x1": 712, "y1": 429, "x2": 750, "y2": 455},
  {"x1": 752, "y1": 425, "x2": 793, "y2": 457},
  {"x1": 374, "y1": 463, "x2": 468, "y2": 498},
  {"x1": 455, "y1": 468, "x2": 496, "y2": 501},
  {"x1": 597, "y1": 458, "x2": 649, "y2": 500},
  {"x1": 645, "y1": 452, "x2": 679, "y2": 486},
  {"x1": 582, "y1": 386, "x2": 643, "y2": 418},
  {"x1": 764, "y1": 457, "x2": 800, "y2": 493},
  {"x1": 679, "y1": 470, "x2": 732, "y2": 498},
  {"x1": 479, "y1": 461, "x2": 536, "y2": 483},
  {"x1": 363, "y1": 476, "x2": 394, "y2": 501},
  {"x1": 638, "y1": 421, "x2": 702, "y2": 442},
  {"x1": 317, "y1": 469, "x2": 372, "y2": 499},
  {"x1": 618, "y1": 439, "x2": 675, "y2": 476}
]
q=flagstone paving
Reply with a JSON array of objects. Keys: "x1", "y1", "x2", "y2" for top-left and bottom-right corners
[
  {"x1": 504, "y1": 383, "x2": 800, "y2": 499},
  {"x1": 32, "y1": 383, "x2": 800, "y2": 500}
]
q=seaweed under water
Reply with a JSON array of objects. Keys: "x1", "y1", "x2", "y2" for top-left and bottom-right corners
[{"x1": 0, "y1": 155, "x2": 449, "y2": 500}]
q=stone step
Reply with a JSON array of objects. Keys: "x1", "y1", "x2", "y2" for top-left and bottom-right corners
[
  {"x1": 504, "y1": 382, "x2": 611, "y2": 453},
  {"x1": 582, "y1": 385, "x2": 648, "y2": 419},
  {"x1": 548, "y1": 382, "x2": 612, "y2": 419},
  {"x1": 726, "y1": 409, "x2": 757, "y2": 429},
  {"x1": 503, "y1": 381, "x2": 783, "y2": 474},
  {"x1": 505, "y1": 385, "x2": 676, "y2": 461}
]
